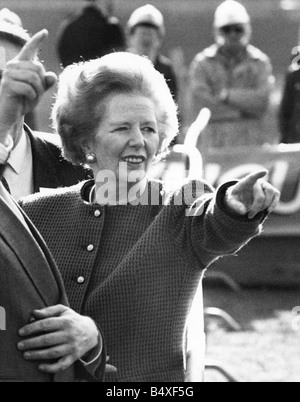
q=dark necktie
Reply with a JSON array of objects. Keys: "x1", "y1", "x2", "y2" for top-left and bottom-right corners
[{"x1": 1, "y1": 177, "x2": 11, "y2": 194}]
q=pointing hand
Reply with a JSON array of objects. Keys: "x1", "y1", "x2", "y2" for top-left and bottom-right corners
[
  {"x1": 226, "y1": 171, "x2": 280, "y2": 219},
  {"x1": 0, "y1": 29, "x2": 57, "y2": 136}
]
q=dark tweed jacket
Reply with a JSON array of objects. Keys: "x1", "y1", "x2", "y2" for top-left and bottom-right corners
[
  {"x1": 25, "y1": 125, "x2": 92, "y2": 193},
  {"x1": 20, "y1": 179, "x2": 265, "y2": 382}
]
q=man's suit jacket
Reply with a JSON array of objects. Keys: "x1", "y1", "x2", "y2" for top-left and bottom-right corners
[
  {"x1": 25, "y1": 125, "x2": 92, "y2": 193},
  {"x1": 0, "y1": 192, "x2": 74, "y2": 382},
  {"x1": 0, "y1": 127, "x2": 83, "y2": 381}
]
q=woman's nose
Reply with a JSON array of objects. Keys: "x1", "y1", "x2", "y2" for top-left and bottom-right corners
[{"x1": 129, "y1": 128, "x2": 145, "y2": 148}]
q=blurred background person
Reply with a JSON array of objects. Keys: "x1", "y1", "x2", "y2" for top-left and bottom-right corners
[
  {"x1": 189, "y1": 0, "x2": 274, "y2": 151},
  {"x1": 57, "y1": 0, "x2": 125, "y2": 68},
  {"x1": 279, "y1": 57, "x2": 300, "y2": 144},
  {"x1": 0, "y1": 9, "x2": 91, "y2": 200},
  {"x1": 127, "y1": 4, "x2": 178, "y2": 104}
]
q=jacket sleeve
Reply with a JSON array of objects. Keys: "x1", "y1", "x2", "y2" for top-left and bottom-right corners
[
  {"x1": 75, "y1": 324, "x2": 107, "y2": 382},
  {"x1": 171, "y1": 181, "x2": 266, "y2": 269}
]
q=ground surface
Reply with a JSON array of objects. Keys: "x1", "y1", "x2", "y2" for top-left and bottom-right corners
[{"x1": 203, "y1": 287, "x2": 300, "y2": 382}]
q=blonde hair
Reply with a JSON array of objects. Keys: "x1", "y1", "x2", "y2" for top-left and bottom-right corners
[{"x1": 52, "y1": 52, "x2": 178, "y2": 164}]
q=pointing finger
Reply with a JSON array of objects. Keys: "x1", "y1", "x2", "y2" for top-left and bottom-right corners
[
  {"x1": 268, "y1": 191, "x2": 281, "y2": 214},
  {"x1": 248, "y1": 183, "x2": 265, "y2": 219},
  {"x1": 243, "y1": 170, "x2": 268, "y2": 188},
  {"x1": 16, "y1": 29, "x2": 48, "y2": 62}
]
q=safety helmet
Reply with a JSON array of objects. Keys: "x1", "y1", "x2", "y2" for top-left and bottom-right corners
[
  {"x1": 214, "y1": 1, "x2": 250, "y2": 28},
  {"x1": 127, "y1": 4, "x2": 166, "y2": 37}
]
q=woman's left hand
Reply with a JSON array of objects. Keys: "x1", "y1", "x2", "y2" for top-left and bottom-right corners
[
  {"x1": 18, "y1": 305, "x2": 99, "y2": 374},
  {"x1": 226, "y1": 171, "x2": 280, "y2": 219}
]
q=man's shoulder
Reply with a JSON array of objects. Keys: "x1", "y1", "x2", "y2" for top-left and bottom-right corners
[
  {"x1": 190, "y1": 45, "x2": 219, "y2": 69},
  {"x1": 156, "y1": 54, "x2": 173, "y2": 67},
  {"x1": 28, "y1": 129, "x2": 92, "y2": 181},
  {"x1": 155, "y1": 55, "x2": 176, "y2": 77},
  {"x1": 195, "y1": 44, "x2": 218, "y2": 59},
  {"x1": 28, "y1": 129, "x2": 62, "y2": 157},
  {"x1": 246, "y1": 45, "x2": 271, "y2": 64}
]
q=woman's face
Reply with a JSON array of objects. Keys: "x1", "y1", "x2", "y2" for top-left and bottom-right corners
[{"x1": 90, "y1": 93, "x2": 161, "y2": 183}]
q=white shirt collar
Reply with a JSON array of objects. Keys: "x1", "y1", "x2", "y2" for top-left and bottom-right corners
[{"x1": 7, "y1": 129, "x2": 28, "y2": 174}]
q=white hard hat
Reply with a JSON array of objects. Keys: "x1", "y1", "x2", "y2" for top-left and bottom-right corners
[
  {"x1": 127, "y1": 4, "x2": 165, "y2": 36},
  {"x1": 0, "y1": 8, "x2": 22, "y2": 27},
  {"x1": 214, "y1": 1, "x2": 250, "y2": 28}
]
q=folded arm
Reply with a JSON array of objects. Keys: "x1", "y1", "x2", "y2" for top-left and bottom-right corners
[
  {"x1": 189, "y1": 59, "x2": 240, "y2": 121},
  {"x1": 189, "y1": 57, "x2": 273, "y2": 121}
]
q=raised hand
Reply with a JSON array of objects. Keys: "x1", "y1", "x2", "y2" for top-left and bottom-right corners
[
  {"x1": 17, "y1": 305, "x2": 100, "y2": 374},
  {"x1": 226, "y1": 171, "x2": 280, "y2": 219},
  {"x1": 0, "y1": 29, "x2": 57, "y2": 137}
]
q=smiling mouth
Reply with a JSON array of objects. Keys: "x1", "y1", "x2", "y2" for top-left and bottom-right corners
[{"x1": 122, "y1": 156, "x2": 146, "y2": 165}]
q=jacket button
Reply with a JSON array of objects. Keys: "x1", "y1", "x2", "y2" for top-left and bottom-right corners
[
  {"x1": 77, "y1": 276, "x2": 85, "y2": 284},
  {"x1": 87, "y1": 244, "x2": 94, "y2": 252},
  {"x1": 94, "y1": 210, "x2": 101, "y2": 217}
]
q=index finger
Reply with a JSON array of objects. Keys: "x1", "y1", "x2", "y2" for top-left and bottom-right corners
[
  {"x1": 16, "y1": 29, "x2": 48, "y2": 61},
  {"x1": 244, "y1": 170, "x2": 268, "y2": 186}
]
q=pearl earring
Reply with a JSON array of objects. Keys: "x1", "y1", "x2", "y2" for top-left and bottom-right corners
[{"x1": 85, "y1": 153, "x2": 97, "y2": 164}]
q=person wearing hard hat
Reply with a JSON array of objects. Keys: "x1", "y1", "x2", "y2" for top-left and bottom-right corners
[
  {"x1": 189, "y1": 0, "x2": 274, "y2": 150},
  {"x1": 127, "y1": 4, "x2": 178, "y2": 102}
]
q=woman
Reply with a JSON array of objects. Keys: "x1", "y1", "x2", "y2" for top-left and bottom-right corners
[{"x1": 17, "y1": 52, "x2": 279, "y2": 382}]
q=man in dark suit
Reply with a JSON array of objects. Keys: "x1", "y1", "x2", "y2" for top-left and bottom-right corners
[
  {"x1": 0, "y1": 12, "x2": 91, "y2": 199},
  {"x1": 0, "y1": 179, "x2": 74, "y2": 382},
  {"x1": 0, "y1": 30, "x2": 105, "y2": 382},
  {"x1": 27, "y1": 125, "x2": 92, "y2": 193},
  {"x1": 57, "y1": 0, "x2": 125, "y2": 68}
]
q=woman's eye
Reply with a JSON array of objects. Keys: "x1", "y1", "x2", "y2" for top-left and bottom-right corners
[
  {"x1": 142, "y1": 127, "x2": 156, "y2": 134},
  {"x1": 115, "y1": 126, "x2": 128, "y2": 132}
]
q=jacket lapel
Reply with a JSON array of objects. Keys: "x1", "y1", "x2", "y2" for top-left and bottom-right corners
[
  {"x1": 0, "y1": 197, "x2": 61, "y2": 307},
  {"x1": 21, "y1": 207, "x2": 69, "y2": 307}
]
